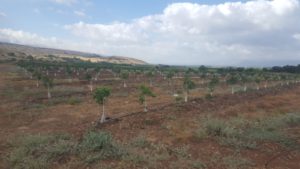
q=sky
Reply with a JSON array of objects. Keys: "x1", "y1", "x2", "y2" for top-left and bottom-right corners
[{"x1": 0, "y1": 0, "x2": 300, "y2": 67}]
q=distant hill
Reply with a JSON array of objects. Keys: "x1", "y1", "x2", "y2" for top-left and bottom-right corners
[{"x1": 0, "y1": 42, "x2": 147, "y2": 65}]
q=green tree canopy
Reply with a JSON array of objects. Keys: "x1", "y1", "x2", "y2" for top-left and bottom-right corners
[
  {"x1": 167, "y1": 71, "x2": 174, "y2": 79},
  {"x1": 42, "y1": 76, "x2": 53, "y2": 88},
  {"x1": 139, "y1": 85, "x2": 155, "y2": 112},
  {"x1": 93, "y1": 87, "x2": 111, "y2": 105},
  {"x1": 85, "y1": 73, "x2": 92, "y2": 81},
  {"x1": 120, "y1": 70, "x2": 129, "y2": 80},
  {"x1": 139, "y1": 85, "x2": 155, "y2": 104},
  {"x1": 226, "y1": 74, "x2": 239, "y2": 85},
  {"x1": 183, "y1": 76, "x2": 196, "y2": 91},
  {"x1": 33, "y1": 71, "x2": 42, "y2": 80}
]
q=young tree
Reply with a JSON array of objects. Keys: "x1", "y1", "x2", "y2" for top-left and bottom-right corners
[
  {"x1": 94, "y1": 67, "x2": 101, "y2": 81},
  {"x1": 93, "y1": 87, "x2": 111, "y2": 123},
  {"x1": 208, "y1": 76, "x2": 219, "y2": 96},
  {"x1": 240, "y1": 74, "x2": 249, "y2": 92},
  {"x1": 226, "y1": 74, "x2": 238, "y2": 94},
  {"x1": 198, "y1": 65, "x2": 208, "y2": 74},
  {"x1": 42, "y1": 76, "x2": 53, "y2": 99},
  {"x1": 27, "y1": 66, "x2": 34, "y2": 79},
  {"x1": 166, "y1": 71, "x2": 174, "y2": 87},
  {"x1": 199, "y1": 72, "x2": 207, "y2": 85},
  {"x1": 146, "y1": 71, "x2": 154, "y2": 87},
  {"x1": 33, "y1": 70, "x2": 42, "y2": 88},
  {"x1": 174, "y1": 69, "x2": 179, "y2": 78},
  {"x1": 133, "y1": 69, "x2": 142, "y2": 82},
  {"x1": 66, "y1": 66, "x2": 73, "y2": 82},
  {"x1": 85, "y1": 73, "x2": 93, "y2": 92},
  {"x1": 254, "y1": 75, "x2": 262, "y2": 90},
  {"x1": 263, "y1": 74, "x2": 270, "y2": 88},
  {"x1": 183, "y1": 76, "x2": 196, "y2": 102},
  {"x1": 120, "y1": 70, "x2": 129, "y2": 88},
  {"x1": 186, "y1": 68, "x2": 195, "y2": 75},
  {"x1": 139, "y1": 85, "x2": 155, "y2": 112},
  {"x1": 112, "y1": 67, "x2": 121, "y2": 78}
]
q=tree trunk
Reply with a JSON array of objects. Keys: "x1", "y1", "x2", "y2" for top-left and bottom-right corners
[
  {"x1": 184, "y1": 91, "x2": 188, "y2": 102},
  {"x1": 244, "y1": 85, "x2": 247, "y2": 92},
  {"x1": 47, "y1": 86, "x2": 51, "y2": 99},
  {"x1": 257, "y1": 85, "x2": 260, "y2": 90},
  {"x1": 100, "y1": 102, "x2": 106, "y2": 123},
  {"x1": 95, "y1": 74, "x2": 98, "y2": 81},
  {"x1": 123, "y1": 81, "x2": 127, "y2": 88},
  {"x1": 170, "y1": 80, "x2": 174, "y2": 94},
  {"x1": 89, "y1": 81, "x2": 93, "y2": 92},
  {"x1": 36, "y1": 80, "x2": 39, "y2": 88},
  {"x1": 144, "y1": 99, "x2": 147, "y2": 112},
  {"x1": 231, "y1": 86, "x2": 234, "y2": 94}
]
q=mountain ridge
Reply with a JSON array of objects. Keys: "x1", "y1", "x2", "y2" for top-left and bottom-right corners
[{"x1": 0, "y1": 42, "x2": 147, "y2": 65}]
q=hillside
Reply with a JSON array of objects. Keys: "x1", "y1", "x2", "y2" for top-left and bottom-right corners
[{"x1": 0, "y1": 42, "x2": 147, "y2": 65}]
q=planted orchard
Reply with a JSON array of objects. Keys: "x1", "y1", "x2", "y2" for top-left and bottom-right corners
[
  {"x1": 14, "y1": 58, "x2": 300, "y2": 115},
  {"x1": 1, "y1": 57, "x2": 300, "y2": 169}
]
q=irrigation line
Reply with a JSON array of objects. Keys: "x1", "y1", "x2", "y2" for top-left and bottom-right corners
[{"x1": 102, "y1": 84, "x2": 300, "y2": 125}]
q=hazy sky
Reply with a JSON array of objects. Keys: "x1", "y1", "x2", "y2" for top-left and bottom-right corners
[{"x1": 1, "y1": 0, "x2": 300, "y2": 66}]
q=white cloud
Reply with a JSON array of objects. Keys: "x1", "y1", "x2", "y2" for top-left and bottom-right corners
[
  {"x1": 50, "y1": 0, "x2": 77, "y2": 5},
  {"x1": 0, "y1": 12, "x2": 6, "y2": 17},
  {"x1": 2, "y1": 0, "x2": 300, "y2": 66},
  {"x1": 294, "y1": 33, "x2": 300, "y2": 40},
  {"x1": 0, "y1": 29, "x2": 58, "y2": 47},
  {"x1": 33, "y1": 8, "x2": 40, "y2": 14},
  {"x1": 63, "y1": 0, "x2": 300, "y2": 65},
  {"x1": 74, "y1": 10, "x2": 86, "y2": 17}
]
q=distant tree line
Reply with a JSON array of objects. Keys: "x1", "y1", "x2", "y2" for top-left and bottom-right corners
[{"x1": 270, "y1": 65, "x2": 300, "y2": 74}]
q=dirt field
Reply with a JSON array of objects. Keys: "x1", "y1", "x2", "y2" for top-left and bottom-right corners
[{"x1": 0, "y1": 63, "x2": 300, "y2": 169}]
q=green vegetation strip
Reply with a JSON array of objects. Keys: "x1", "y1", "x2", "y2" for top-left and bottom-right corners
[
  {"x1": 8, "y1": 131, "x2": 125, "y2": 169},
  {"x1": 196, "y1": 112, "x2": 300, "y2": 150}
]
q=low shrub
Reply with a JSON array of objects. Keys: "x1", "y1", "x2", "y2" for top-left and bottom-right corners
[
  {"x1": 202, "y1": 117, "x2": 242, "y2": 138},
  {"x1": 122, "y1": 153, "x2": 147, "y2": 165},
  {"x1": 131, "y1": 135, "x2": 151, "y2": 148},
  {"x1": 175, "y1": 96, "x2": 184, "y2": 104},
  {"x1": 205, "y1": 94, "x2": 213, "y2": 99},
  {"x1": 9, "y1": 134, "x2": 75, "y2": 169},
  {"x1": 68, "y1": 97, "x2": 82, "y2": 105},
  {"x1": 8, "y1": 131, "x2": 125, "y2": 168},
  {"x1": 172, "y1": 145, "x2": 190, "y2": 159},
  {"x1": 143, "y1": 119, "x2": 157, "y2": 125},
  {"x1": 197, "y1": 112, "x2": 300, "y2": 150},
  {"x1": 191, "y1": 160, "x2": 207, "y2": 169},
  {"x1": 282, "y1": 113, "x2": 300, "y2": 126},
  {"x1": 223, "y1": 155, "x2": 253, "y2": 169},
  {"x1": 77, "y1": 131, "x2": 125, "y2": 164}
]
